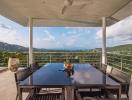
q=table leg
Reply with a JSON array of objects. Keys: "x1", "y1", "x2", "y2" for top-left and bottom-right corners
[
  {"x1": 18, "y1": 87, "x2": 22, "y2": 100},
  {"x1": 65, "y1": 86, "x2": 74, "y2": 100}
]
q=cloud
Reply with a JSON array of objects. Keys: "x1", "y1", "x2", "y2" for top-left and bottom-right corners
[
  {"x1": 96, "y1": 15, "x2": 132, "y2": 46},
  {"x1": 42, "y1": 30, "x2": 55, "y2": 41},
  {"x1": 33, "y1": 27, "x2": 100, "y2": 49},
  {"x1": 0, "y1": 23, "x2": 100, "y2": 49},
  {"x1": 65, "y1": 27, "x2": 99, "y2": 35},
  {"x1": 0, "y1": 24, "x2": 12, "y2": 30},
  {"x1": 61, "y1": 32, "x2": 80, "y2": 47},
  {"x1": 57, "y1": 27, "x2": 100, "y2": 49},
  {"x1": 34, "y1": 30, "x2": 61, "y2": 49},
  {"x1": 0, "y1": 24, "x2": 28, "y2": 47}
]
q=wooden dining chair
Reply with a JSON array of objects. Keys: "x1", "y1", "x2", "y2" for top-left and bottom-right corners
[
  {"x1": 108, "y1": 68, "x2": 131, "y2": 98},
  {"x1": 30, "y1": 62, "x2": 40, "y2": 72},
  {"x1": 75, "y1": 88, "x2": 105, "y2": 100},
  {"x1": 26, "y1": 93, "x2": 64, "y2": 100},
  {"x1": 97, "y1": 79, "x2": 132, "y2": 100},
  {"x1": 26, "y1": 88, "x2": 65, "y2": 100},
  {"x1": 14, "y1": 67, "x2": 33, "y2": 100},
  {"x1": 106, "y1": 65, "x2": 113, "y2": 75},
  {"x1": 101, "y1": 64, "x2": 107, "y2": 73},
  {"x1": 128, "y1": 75, "x2": 132, "y2": 100}
]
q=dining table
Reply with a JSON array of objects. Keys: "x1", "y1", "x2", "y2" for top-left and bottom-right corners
[{"x1": 18, "y1": 63, "x2": 121, "y2": 100}]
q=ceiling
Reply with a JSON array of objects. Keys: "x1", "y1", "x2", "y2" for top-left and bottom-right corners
[{"x1": 0, "y1": 0, "x2": 132, "y2": 27}]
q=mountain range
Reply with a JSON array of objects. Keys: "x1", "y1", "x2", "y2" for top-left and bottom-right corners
[
  {"x1": 0, "y1": 42, "x2": 28, "y2": 52},
  {"x1": 0, "y1": 41, "x2": 132, "y2": 52},
  {"x1": 0, "y1": 42, "x2": 47, "y2": 52}
]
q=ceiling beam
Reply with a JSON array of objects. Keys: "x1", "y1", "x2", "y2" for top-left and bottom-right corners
[
  {"x1": 108, "y1": 17, "x2": 120, "y2": 22},
  {"x1": 32, "y1": 17, "x2": 100, "y2": 26},
  {"x1": 110, "y1": 0, "x2": 132, "y2": 17}
]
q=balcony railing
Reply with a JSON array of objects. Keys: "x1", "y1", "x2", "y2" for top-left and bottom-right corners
[
  {"x1": 20, "y1": 52, "x2": 101, "y2": 67},
  {"x1": 0, "y1": 52, "x2": 132, "y2": 74},
  {"x1": 107, "y1": 53, "x2": 132, "y2": 74}
]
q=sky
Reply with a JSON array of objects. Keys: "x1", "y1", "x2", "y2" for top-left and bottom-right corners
[{"x1": 0, "y1": 15, "x2": 132, "y2": 50}]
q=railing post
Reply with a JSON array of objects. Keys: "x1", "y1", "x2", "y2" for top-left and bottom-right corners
[
  {"x1": 50, "y1": 55, "x2": 52, "y2": 63},
  {"x1": 27, "y1": 54, "x2": 29, "y2": 67},
  {"x1": 121, "y1": 56, "x2": 123, "y2": 70},
  {"x1": 100, "y1": 53, "x2": 102, "y2": 67}
]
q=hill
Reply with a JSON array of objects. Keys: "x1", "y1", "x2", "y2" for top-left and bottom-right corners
[
  {"x1": 0, "y1": 42, "x2": 48, "y2": 52},
  {"x1": 94, "y1": 44, "x2": 132, "y2": 54},
  {"x1": 107, "y1": 44, "x2": 132, "y2": 52},
  {"x1": 0, "y1": 41, "x2": 132, "y2": 52},
  {"x1": 0, "y1": 42, "x2": 84, "y2": 52},
  {"x1": 0, "y1": 42, "x2": 28, "y2": 52}
]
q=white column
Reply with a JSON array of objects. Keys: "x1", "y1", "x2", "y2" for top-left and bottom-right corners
[
  {"x1": 29, "y1": 17, "x2": 33, "y2": 66},
  {"x1": 102, "y1": 17, "x2": 107, "y2": 65}
]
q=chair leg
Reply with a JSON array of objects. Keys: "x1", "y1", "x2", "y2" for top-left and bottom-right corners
[
  {"x1": 35, "y1": 88, "x2": 41, "y2": 93},
  {"x1": 16, "y1": 93, "x2": 18, "y2": 100},
  {"x1": 127, "y1": 93, "x2": 129, "y2": 100}
]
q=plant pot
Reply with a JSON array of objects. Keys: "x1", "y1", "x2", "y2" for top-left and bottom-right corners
[{"x1": 8, "y1": 57, "x2": 19, "y2": 72}]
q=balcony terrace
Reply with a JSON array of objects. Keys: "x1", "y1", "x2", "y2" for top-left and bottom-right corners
[
  {"x1": 0, "y1": 0, "x2": 132, "y2": 100},
  {"x1": 0, "y1": 52, "x2": 132, "y2": 100}
]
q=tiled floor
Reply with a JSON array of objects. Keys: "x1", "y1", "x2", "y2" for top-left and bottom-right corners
[{"x1": 0, "y1": 70, "x2": 28, "y2": 100}]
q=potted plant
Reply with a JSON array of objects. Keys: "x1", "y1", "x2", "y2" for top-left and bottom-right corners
[
  {"x1": 8, "y1": 53, "x2": 20, "y2": 72},
  {"x1": 64, "y1": 59, "x2": 73, "y2": 70}
]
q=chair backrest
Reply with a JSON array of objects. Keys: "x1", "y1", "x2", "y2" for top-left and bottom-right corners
[
  {"x1": 69, "y1": 59, "x2": 79, "y2": 63},
  {"x1": 106, "y1": 65, "x2": 112, "y2": 74},
  {"x1": 101, "y1": 64, "x2": 107, "y2": 73},
  {"x1": 30, "y1": 62, "x2": 40, "y2": 72},
  {"x1": 111, "y1": 68, "x2": 131, "y2": 83},
  {"x1": 14, "y1": 67, "x2": 32, "y2": 85},
  {"x1": 129, "y1": 75, "x2": 132, "y2": 100}
]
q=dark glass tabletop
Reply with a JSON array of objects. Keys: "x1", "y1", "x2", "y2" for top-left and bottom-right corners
[{"x1": 20, "y1": 63, "x2": 119, "y2": 87}]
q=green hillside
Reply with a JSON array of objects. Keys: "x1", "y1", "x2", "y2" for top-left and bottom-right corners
[
  {"x1": 107, "y1": 44, "x2": 132, "y2": 51},
  {"x1": 94, "y1": 44, "x2": 132, "y2": 54}
]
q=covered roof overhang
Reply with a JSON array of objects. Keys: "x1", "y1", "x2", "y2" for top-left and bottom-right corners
[{"x1": 0, "y1": 0, "x2": 132, "y2": 27}]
